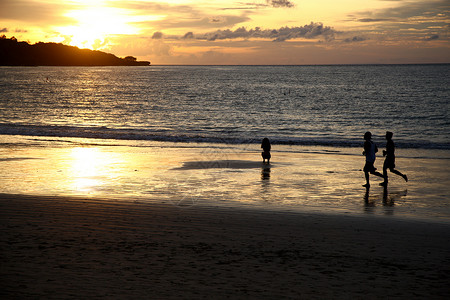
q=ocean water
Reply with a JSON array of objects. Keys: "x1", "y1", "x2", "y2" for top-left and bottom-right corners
[
  {"x1": 0, "y1": 65, "x2": 449, "y2": 221},
  {"x1": 0, "y1": 65, "x2": 449, "y2": 149}
]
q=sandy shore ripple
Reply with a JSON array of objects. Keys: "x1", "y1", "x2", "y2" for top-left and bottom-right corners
[{"x1": 1, "y1": 193, "x2": 449, "y2": 299}]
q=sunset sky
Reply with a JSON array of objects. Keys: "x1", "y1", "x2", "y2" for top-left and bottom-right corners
[{"x1": 1, "y1": 0, "x2": 449, "y2": 64}]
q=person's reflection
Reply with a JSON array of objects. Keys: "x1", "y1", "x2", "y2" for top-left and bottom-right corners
[
  {"x1": 261, "y1": 166, "x2": 271, "y2": 181},
  {"x1": 363, "y1": 186, "x2": 375, "y2": 214},
  {"x1": 364, "y1": 185, "x2": 406, "y2": 215},
  {"x1": 382, "y1": 185, "x2": 395, "y2": 216},
  {"x1": 382, "y1": 185, "x2": 394, "y2": 207},
  {"x1": 384, "y1": 187, "x2": 407, "y2": 208},
  {"x1": 260, "y1": 165, "x2": 271, "y2": 202}
]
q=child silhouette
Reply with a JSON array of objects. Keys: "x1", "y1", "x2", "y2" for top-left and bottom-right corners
[{"x1": 261, "y1": 138, "x2": 271, "y2": 164}]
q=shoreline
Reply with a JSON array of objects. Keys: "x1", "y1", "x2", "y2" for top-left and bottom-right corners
[
  {"x1": 0, "y1": 135, "x2": 449, "y2": 222},
  {"x1": 1, "y1": 193, "x2": 449, "y2": 298}
]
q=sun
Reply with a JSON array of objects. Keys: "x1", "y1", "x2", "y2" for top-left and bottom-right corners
[{"x1": 57, "y1": 6, "x2": 138, "y2": 50}]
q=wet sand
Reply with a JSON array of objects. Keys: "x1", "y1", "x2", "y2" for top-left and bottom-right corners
[
  {"x1": 1, "y1": 193, "x2": 449, "y2": 299},
  {"x1": 1, "y1": 136, "x2": 450, "y2": 221}
]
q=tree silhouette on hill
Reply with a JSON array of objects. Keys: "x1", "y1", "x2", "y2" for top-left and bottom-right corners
[{"x1": 0, "y1": 36, "x2": 150, "y2": 66}]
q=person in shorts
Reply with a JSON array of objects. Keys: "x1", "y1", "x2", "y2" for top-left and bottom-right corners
[
  {"x1": 379, "y1": 131, "x2": 408, "y2": 186},
  {"x1": 362, "y1": 131, "x2": 384, "y2": 187}
]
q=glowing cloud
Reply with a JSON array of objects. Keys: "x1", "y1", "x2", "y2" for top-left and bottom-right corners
[
  {"x1": 0, "y1": 0, "x2": 448, "y2": 64},
  {"x1": 56, "y1": 6, "x2": 140, "y2": 49}
]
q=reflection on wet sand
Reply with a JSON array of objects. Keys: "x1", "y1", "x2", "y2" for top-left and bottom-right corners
[
  {"x1": 65, "y1": 146, "x2": 128, "y2": 195},
  {"x1": 175, "y1": 160, "x2": 266, "y2": 170},
  {"x1": 260, "y1": 164, "x2": 271, "y2": 203},
  {"x1": 70, "y1": 147, "x2": 105, "y2": 192},
  {"x1": 261, "y1": 165, "x2": 271, "y2": 181},
  {"x1": 364, "y1": 186, "x2": 408, "y2": 215}
]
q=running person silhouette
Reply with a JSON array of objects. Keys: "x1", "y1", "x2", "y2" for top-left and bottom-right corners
[
  {"x1": 362, "y1": 131, "x2": 384, "y2": 187},
  {"x1": 380, "y1": 131, "x2": 408, "y2": 186}
]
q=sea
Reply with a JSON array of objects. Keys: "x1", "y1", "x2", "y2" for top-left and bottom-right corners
[
  {"x1": 0, "y1": 65, "x2": 449, "y2": 221},
  {"x1": 0, "y1": 65, "x2": 449, "y2": 149}
]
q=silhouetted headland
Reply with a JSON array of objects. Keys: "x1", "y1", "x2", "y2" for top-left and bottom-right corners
[{"x1": 0, "y1": 36, "x2": 150, "y2": 66}]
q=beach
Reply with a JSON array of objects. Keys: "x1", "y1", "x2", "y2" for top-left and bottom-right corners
[
  {"x1": 1, "y1": 193, "x2": 449, "y2": 299},
  {"x1": 2, "y1": 60, "x2": 449, "y2": 300},
  {"x1": 0, "y1": 62, "x2": 449, "y2": 299},
  {"x1": 1, "y1": 137, "x2": 450, "y2": 299}
]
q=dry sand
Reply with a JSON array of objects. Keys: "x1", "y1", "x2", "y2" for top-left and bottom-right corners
[{"x1": 1, "y1": 193, "x2": 449, "y2": 299}]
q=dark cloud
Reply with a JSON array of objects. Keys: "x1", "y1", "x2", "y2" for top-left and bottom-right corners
[
  {"x1": 267, "y1": 0, "x2": 295, "y2": 8},
  {"x1": 343, "y1": 36, "x2": 367, "y2": 43},
  {"x1": 425, "y1": 34, "x2": 439, "y2": 41},
  {"x1": 195, "y1": 23, "x2": 336, "y2": 42},
  {"x1": 152, "y1": 32, "x2": 163, "y2": 39},
  {"x1": 183, "y1": 32, "x2": 194, "y2": 39}
]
